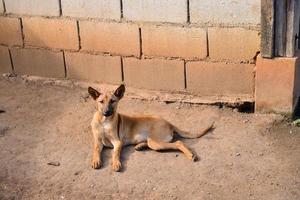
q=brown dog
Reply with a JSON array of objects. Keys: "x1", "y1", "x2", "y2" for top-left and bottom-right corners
[{"x1": 88, "y1": 84, "x2": 214, "y2": 171}]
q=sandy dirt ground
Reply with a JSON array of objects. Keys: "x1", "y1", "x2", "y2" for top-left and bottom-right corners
[{"x1": 0, "y1": 76, "x2": 299, "y2": 200}]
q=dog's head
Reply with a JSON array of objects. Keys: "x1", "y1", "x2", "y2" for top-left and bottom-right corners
[{"x1": 88, "y1": 84, "x2": 125, "y2": 117}]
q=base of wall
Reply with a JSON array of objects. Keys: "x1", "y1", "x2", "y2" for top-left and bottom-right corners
[
  {"x1": 255, "y1": 52, "x2": 300, "y2": 113},
  {"x1": 1, "y1": 73, "x2": 254, "y2": 110}
]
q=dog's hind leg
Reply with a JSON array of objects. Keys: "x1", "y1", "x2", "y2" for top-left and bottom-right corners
[
  {"x1": 134, "y1": 142, "x2": 148, "y2": 151},
  {"x1": 147, "y1": 138, "x2": 197, "y2": 161}
]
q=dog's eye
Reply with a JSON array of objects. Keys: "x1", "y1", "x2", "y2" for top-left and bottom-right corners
[
  {"x1": 99, "y1": 100, "x2": 104, "y2": 103},
  {"x1": 110, "y1": 99, "x2": 115, "y2": 104}
]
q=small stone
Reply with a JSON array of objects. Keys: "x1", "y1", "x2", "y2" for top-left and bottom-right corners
[
  {"x1": 175, "y1": 154, "x2": 179, "y2": 157},
  {"x1": 258, "y1": 153, "x2": 264, "y2": 156},
  {"x1": 0, "y1": 125, "x2": 9, "y2": 136},
  {"x1": 47, "y1": 161, "x2": 60, "y2": 166},
  {"x1": 243, "y1": 119, "x2": 249, "y2": 123},
  {"x1": 292, "y1": 119, "x2": 300, "y2": 127},
  {"x1": 236, "y1": 153, "x2": 241, "y2": 156},
  {"x1": 80, "y1": 95, "x2": 90, "y2": 102},
  {"x1": 151, "y1": 96, "x2": 159, "y2": 100},
  {"x1": 74, "y1": 171, "x2": 81, "y2": 175}
]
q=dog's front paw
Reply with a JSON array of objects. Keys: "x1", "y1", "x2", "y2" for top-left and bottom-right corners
[
  {"x1": 91, "y1": 158, "x2": 102, "y2": 169},
  {"x1": 112, "y1": 160, "x2": 122, "y2": 172}
]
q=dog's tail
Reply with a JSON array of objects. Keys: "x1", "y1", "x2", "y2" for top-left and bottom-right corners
[{"x1": 171, "y1": 122, "x2": 215, "y2": 139}]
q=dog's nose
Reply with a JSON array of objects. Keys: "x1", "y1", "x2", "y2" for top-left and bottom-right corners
[{"x1": 103, "y1": 110, "x2": 111, "y2": 117}]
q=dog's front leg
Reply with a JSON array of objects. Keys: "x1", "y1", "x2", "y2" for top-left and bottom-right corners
[
  {"x1": 112, "y1": 140, "x2": 123, "y2": 172},
  {"x1": 92, "y1": 140, "x2": 103, "y2": 169},
  {"x1": 91, "y1": 128, "x2": 103, "y2": 169}
]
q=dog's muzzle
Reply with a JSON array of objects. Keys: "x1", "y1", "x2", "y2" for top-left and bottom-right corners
[{"x1": 103, "y1": 110, "x2": 113, "y2": 117}]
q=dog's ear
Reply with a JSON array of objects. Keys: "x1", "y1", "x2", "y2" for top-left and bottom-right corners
[
  {"x1": 88, "y1": 87, "x2": 101, "y2": 100},
  {"x1": 114, "y1": 84, "x2": 125, "y2": 99}
]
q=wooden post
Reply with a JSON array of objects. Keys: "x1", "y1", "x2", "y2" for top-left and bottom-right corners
[
  {"x1": 274, "y1": 0, "x2": 287, "y2": 57},
  {"x1": 261, "y1": 0, "x2": 275, "y2": 58},
  {"x1": 286, "y1": 0, "x2": 299, "y2": 57}
]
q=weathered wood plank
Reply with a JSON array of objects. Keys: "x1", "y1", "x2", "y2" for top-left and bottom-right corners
[
  {"x1": 274, "y1": 0, "x2": 287, "y2": 57},
  {"x1": 286, "y1": 0, "x2": 299, "y2": 57},
  {"x1": 298, "y1": 2, "x2": 300, "y2": 49},
  {"x1": 261, "y1": 0, "x2": 275, "y2": 58}
]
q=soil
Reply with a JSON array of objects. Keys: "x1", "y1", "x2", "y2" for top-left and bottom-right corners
[{"x1": 0, "y1": 76, "x2": 299, "y2": 200}]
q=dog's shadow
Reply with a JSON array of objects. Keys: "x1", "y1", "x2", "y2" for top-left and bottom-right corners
[
  {"x1": 100, "y1": 146, "x2": 137, "y2": 172},
  {"x1": 100, "y1": 142, "x2": 201, "y2": 172}
]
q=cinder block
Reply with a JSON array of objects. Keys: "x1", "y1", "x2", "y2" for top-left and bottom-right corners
[
  {"x1": 123, "y1": 0, "x2": 187, "y2": 23},
  {"x1": 5, "y1": 0, "x2": 60, "y2": 16},
  {"x1": 255, "y1": 54, "x2": 300, "y2": 113},
  {"x1": 123, "y1": 57, "x2": 184, "y2": 91},
  {"x1": 65, "y1": 52, "x2": 122, "y2": 84},
  {"x1": 208, "y1": 28, "x2": 260, "y2": 61},
  {"x1": 80, "y1": 21, "x2": 139, "y2": 56},
  {"x1": 190, "y1": 0, "x2": 260, "y2": 25},
  {"x1": 0, "y1": 46, "x2": 12, "y2": 73},
  {"x1": 23, "y1": 18, "x2": 78, "y2": 50},
  {"x1": 11, "y1": 48, "x2": 65, "y2": 78},
  {"x1": 186, "y1": 61, "x2": 254, "y2": 96},
  {"x1": 61, "y1": 0, "x2": 120, "y2": 20},
  {"x1": 0, "y1": 17, "x2": 22, "y2": 46},
  {"x1": 142, "y1": 25, "x2": 207, "y2": 59}
]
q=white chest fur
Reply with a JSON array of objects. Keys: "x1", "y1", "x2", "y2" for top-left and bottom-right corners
[{"x1": 102, "y1": 120, "x2": 113, "y2": 132}]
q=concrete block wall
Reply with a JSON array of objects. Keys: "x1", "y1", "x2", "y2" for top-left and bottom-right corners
[{"x1": 0, "y1": 0, "x2": 261, "y2": 97}]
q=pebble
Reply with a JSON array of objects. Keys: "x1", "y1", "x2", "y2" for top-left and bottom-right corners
[
  {"x1": 0, "y1": 125, "x2": 9, "y2": 136},
  {"x1": 74, "y1": 171, "x2": 81, "y2": 175},
  {"x1": 47, "y1": 161, "x2": 60, "y2": 166},
  {"x1": 236, "y1": 153, "x2": 241, "y2": 156}
]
